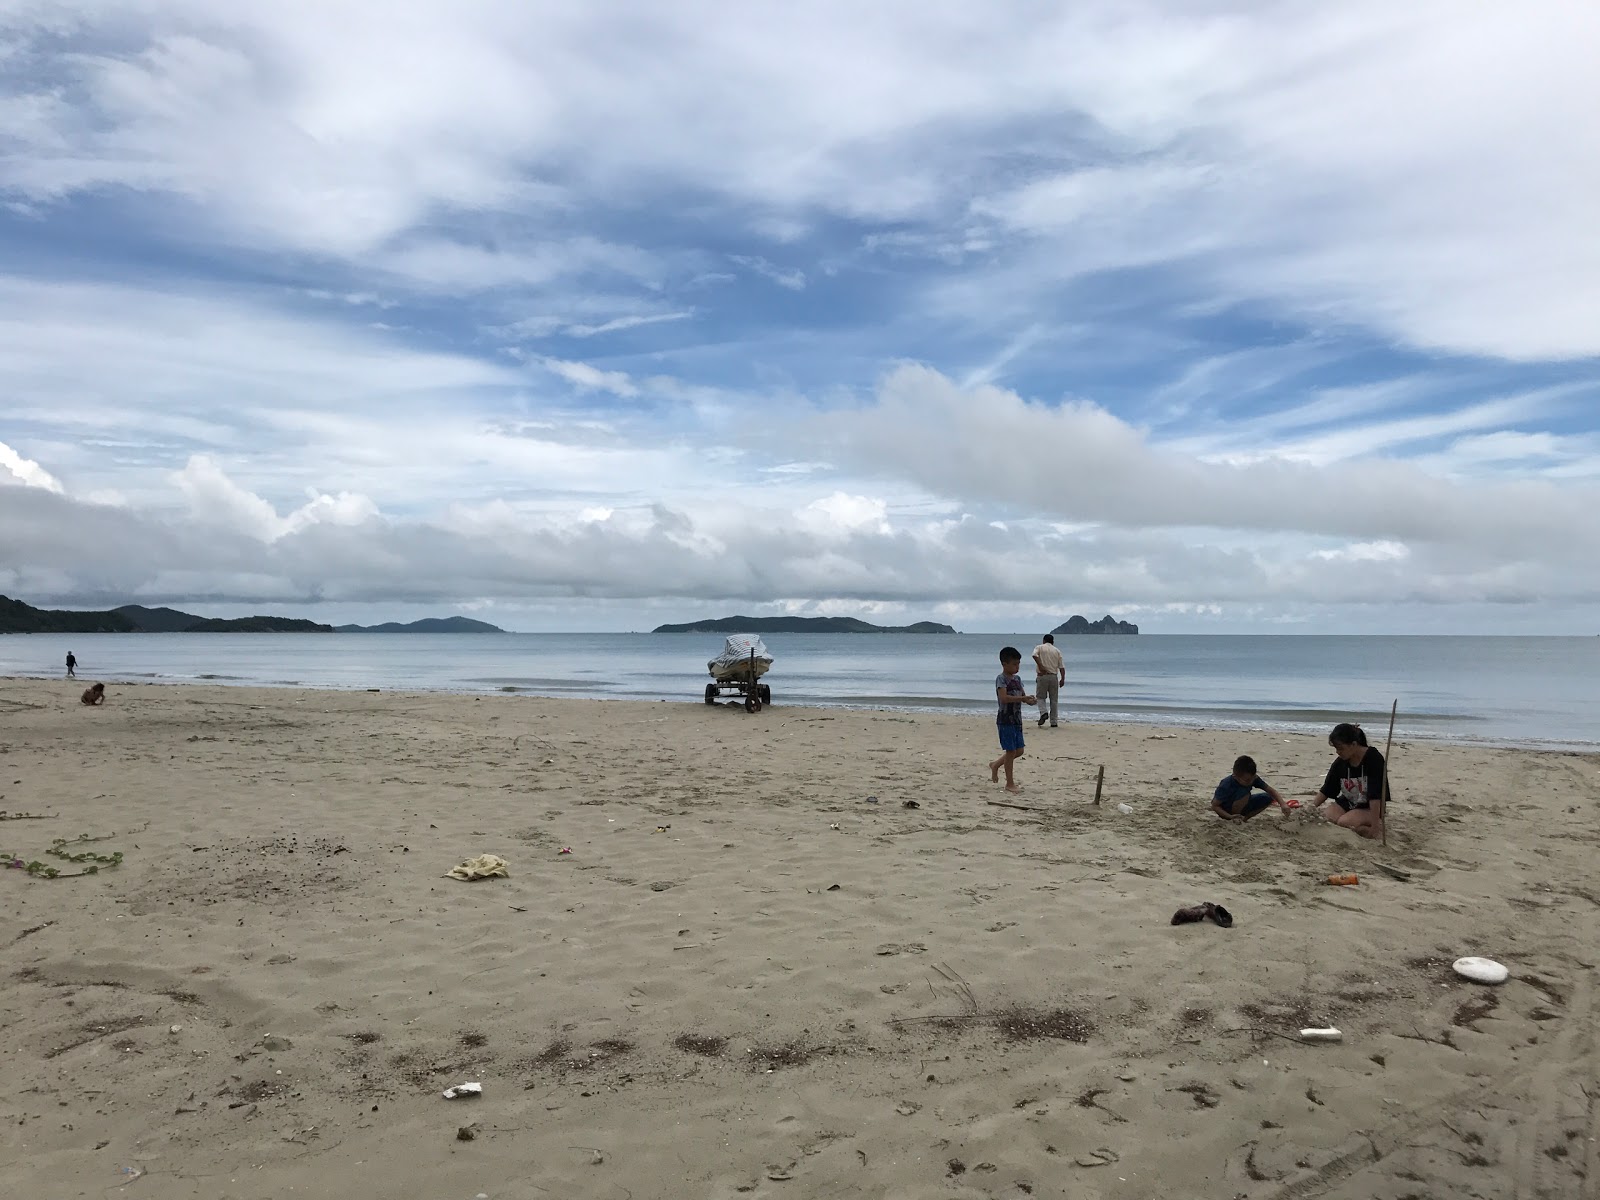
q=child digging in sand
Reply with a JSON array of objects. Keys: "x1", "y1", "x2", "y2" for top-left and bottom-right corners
[
  {"x1": 988, "y1": 647, "x2": 1036, "y2": 794},
  {"x1": 1211, "y1": 754, "x2": 1290, "y2": 822}
]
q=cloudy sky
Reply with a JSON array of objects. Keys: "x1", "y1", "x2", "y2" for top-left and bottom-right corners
[{"x1": 2, "y1": 1, "x2": 1597, "y2": 633}]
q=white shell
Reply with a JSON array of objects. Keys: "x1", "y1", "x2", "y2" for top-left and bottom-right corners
[
  {"x1": 441, "y1": 1082, "x2": 483, "y2": 1099},
  {"x1": 1452, "y1": 957, "x2": 1509, "y2": 984}
]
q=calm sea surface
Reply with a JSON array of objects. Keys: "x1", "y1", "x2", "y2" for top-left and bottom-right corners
[{"x1": 3, "y1": 632, "x2": 1596, "y2": 751}]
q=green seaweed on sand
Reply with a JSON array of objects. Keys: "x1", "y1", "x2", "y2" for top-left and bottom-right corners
[{"x1": 3, "y1": 833, "x2": 126, "y2": 879}]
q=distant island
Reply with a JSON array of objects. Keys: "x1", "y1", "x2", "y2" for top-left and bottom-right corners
[
  {"x1": 0, "y1": 597, "x2": 334, "y2": 633},
  {"x1": 336, "y1": 617, "x2": 503, "y2": 633},
  {"x1": 1052, "y1": 614, "x2": 1139, "y2": 635},
  {"x1": 0, "y1": 595, "x2": 498, "y2": 635},
  {"x1": 2, "y1": 595, "x2": 134, "y2": 633},
  {"x1": 653, "y1": 615, "x2": 959, "y2": 634}
]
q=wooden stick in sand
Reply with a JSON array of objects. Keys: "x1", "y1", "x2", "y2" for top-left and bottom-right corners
[
  {"x1": 1381, "y1": 698, "x2": 1397, "y2": 846},
  {"x1": 1093, "y1": 764, "x2": 1105, "y2": 806}
]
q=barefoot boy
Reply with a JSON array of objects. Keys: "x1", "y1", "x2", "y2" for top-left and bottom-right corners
[
  {"x1": 988, "y1": 647, "x2": 1036, "y2": 794},
  {"x1": 1211, "y1": 754, "x2": 1289, "y2": 822}
]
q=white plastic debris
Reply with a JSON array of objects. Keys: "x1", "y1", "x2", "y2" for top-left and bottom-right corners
[
  {"x1": 1453, "y1": 956, "x2": 1509, "y2": 984},
  {"x1": 442, "y1": 1082, "x2": 483, "y2": 1100},
  {"x1": 1299, "y1": 1027, "x2": 1343, "y2": 1042},
  {"x1": 1116, "y1": 803, "x2": 1134, "y2": 815}
]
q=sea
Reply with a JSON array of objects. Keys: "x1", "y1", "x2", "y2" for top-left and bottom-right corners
[{"x1": 2, "y1": 632, "x2": 1596, "y2": 751}]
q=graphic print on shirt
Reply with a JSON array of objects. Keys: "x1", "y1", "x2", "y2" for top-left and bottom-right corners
[
  {"x1": 1338, "y1": 774, "x2": 1368, "y2": 806},
  {"x1": 995, "y1": 672, "x2": 1025, "y2": 725}
]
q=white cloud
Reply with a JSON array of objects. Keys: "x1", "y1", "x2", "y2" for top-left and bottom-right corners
[
  {"x1": 798, "y1": 365, "x2": 1600, "y2": 560},
  {"x1": 5, "y1": 3, "x2": 1588, "y2": 356},
  {"x1": 0, "y1": 438, "x2": 63, "y2": 492},
  {"x1": 798, "y1": 492, "x2": 891, "y2": 537},
  {"x1": 731, "y1": 255, "x2": 806, "y2": 291},
  {"x1": 1313, "y1": 541, "x2": 1409, "y2": 564},
  {"x1": 567, "y1": 312, "x2": 692, "y2": 338},
  {"x1": 172, "y1": 455, "x2": 380, "y2": 541},
  {"x1": 537, "y1": 357, "x2": 639, "y2": 398}
]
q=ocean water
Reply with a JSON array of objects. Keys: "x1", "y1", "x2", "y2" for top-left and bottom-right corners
[{"x1": 3, "y1": 632, "x2": 1596, "y2": 751}]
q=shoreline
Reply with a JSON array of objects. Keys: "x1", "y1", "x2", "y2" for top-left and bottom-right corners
[
  {"x1": 3, "y1": 676, "x2": 1597, "y2": 1198},
  {"x1": 5, "y1": 671, "x2": 1595, "y2": 754}
]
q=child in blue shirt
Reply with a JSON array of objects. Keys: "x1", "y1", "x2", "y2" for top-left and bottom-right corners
[
  {"x1": 988, "y1": 646, "x2": 1037, "y2": 794},
  {"x1": 1212, "y1": 755, "x2": 1289, "y2": 822}
]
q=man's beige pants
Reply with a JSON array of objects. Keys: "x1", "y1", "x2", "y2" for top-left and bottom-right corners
[{"x1": 1035, "y1": 675, "x2": 1060, "y2": 726}]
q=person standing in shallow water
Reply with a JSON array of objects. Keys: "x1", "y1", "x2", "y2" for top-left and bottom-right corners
[
  {"x1": 1307, "y1": 722, "x2": 1388, "y2": 840},
  {"x1": 1031, "y1": 634, "x2": 1064, "y2": 728},
  {"x1": 65, "y1": 651, "x2": 76, "y2": 678}
]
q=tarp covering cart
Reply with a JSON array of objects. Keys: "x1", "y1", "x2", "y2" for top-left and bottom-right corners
[{"x1": 704, "y1": 634, "x2": 774, "y2": 712}]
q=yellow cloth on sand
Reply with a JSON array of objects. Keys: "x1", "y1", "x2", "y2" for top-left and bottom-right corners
[{"x1": 446, "y1": 853, "x2": 509, "y2": 881}]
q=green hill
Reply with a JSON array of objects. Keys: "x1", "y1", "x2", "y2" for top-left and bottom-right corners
[
  {"x1": 0, "y1": 595, "x2": 134, "y2": 634},
  {"x1": 183, "y1": 616, "x2": 333, "y2": 633},
  {"x1": 335, "y1": 617, "x2": 504, "y2": 633},
  {"x1": 113, "y1": 604, "x2": 207, "y2": 632},
  {"x1": 0, "y1": 595, "x2": 332, "y2": 633}
]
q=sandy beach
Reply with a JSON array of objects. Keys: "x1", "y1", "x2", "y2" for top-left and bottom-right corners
[{"x1": 2, "y1": 677, "x2": 1596, "y2": 1200}]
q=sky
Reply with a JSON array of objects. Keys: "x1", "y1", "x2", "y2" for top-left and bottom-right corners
[{"x1": 2, "y1": 0, "x2": 1598, "y2": 634}]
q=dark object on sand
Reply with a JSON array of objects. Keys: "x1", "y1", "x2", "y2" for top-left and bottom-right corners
[
  {"x1": 902, "y1": 800, "x2": 920, "y2": 809},
  {"x1": 1171, "y1": 902, "x2": 1233, "y2": 928}
]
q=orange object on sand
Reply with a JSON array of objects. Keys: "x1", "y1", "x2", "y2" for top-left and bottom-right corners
[{"x1": 1325, "y1": 873, "x2": 1359, "y2": 886}]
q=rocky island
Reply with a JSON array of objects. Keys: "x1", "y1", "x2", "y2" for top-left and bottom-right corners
[{"x1": 1052, "y1": 614, "x2": 1139, "y2": 635}]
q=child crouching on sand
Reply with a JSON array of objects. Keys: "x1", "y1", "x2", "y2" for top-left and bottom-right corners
[
  {"x1": 988, "y1": 647, "x2": 1036, "y2": 794},
  {"x1": 1211, "y1": 754, "x2": 1289, "y2": 822}
]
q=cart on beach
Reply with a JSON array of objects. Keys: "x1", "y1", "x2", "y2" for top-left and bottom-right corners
[{"x1": 704, "y1": 633, "x2": 774, "y2": 712}]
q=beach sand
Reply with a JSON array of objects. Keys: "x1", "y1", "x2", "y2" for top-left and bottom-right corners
[{"x1": 2, "y1": 678, "x2": 1596, "y2": 1199}]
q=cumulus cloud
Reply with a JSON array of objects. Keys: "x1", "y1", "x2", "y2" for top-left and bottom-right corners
[
  {"x1": 172, "y1": 455, "x2": 380, "y2": 541},
  {"x1": 801, "y1": 366, "x2": 1600, "y2": 561},
  {"x1": 0, "y1": 439, "x2": 63, "y2": 492},
  {"x1": 3, "y1": 382, "x2": 1597, "y2": 630},
  {"x1": 798, "y1": 492, "x2": 891, "y2": 537}
]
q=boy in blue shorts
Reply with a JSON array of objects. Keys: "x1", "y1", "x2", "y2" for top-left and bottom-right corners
[
  {"x1": 1211, "y1": 754, "x2": 1290, "y2": 822},
  {"x1": 988, "y1": 647, "x2": 1036, "y2": 794}
]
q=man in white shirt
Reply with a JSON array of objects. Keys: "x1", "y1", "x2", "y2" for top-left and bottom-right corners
[{"x1": 1032, "y1": 634, "x2": 1065, "y2": 728}]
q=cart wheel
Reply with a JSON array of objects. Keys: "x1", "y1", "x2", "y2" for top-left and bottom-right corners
[
  {"x1": 745, "y1": 695, "x2": 760, "y2": 713},
  {"x1": 704, "y1": 683, "x2": 718, "y2": 705},
  {"x1": 758, "y1": 684, "x2": 772, "y2": 706}
]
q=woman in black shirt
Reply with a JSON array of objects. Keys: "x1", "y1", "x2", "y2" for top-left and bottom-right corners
[{"x1": 1307, "y1": 722, "x2": 1387, "y2": 840}]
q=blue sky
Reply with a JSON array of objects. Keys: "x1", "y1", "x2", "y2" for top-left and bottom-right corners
[{"x1": 2, "y1": 0, "x2": 1598, "y2": 632}]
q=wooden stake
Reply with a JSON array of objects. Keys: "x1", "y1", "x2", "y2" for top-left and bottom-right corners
[
  {"x1": 1381, "y1": 698, "x2": 1397, "y2": 846},
  {"x1": 1093, "y1": 764, "x2": 1105, "y2": 806}
]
